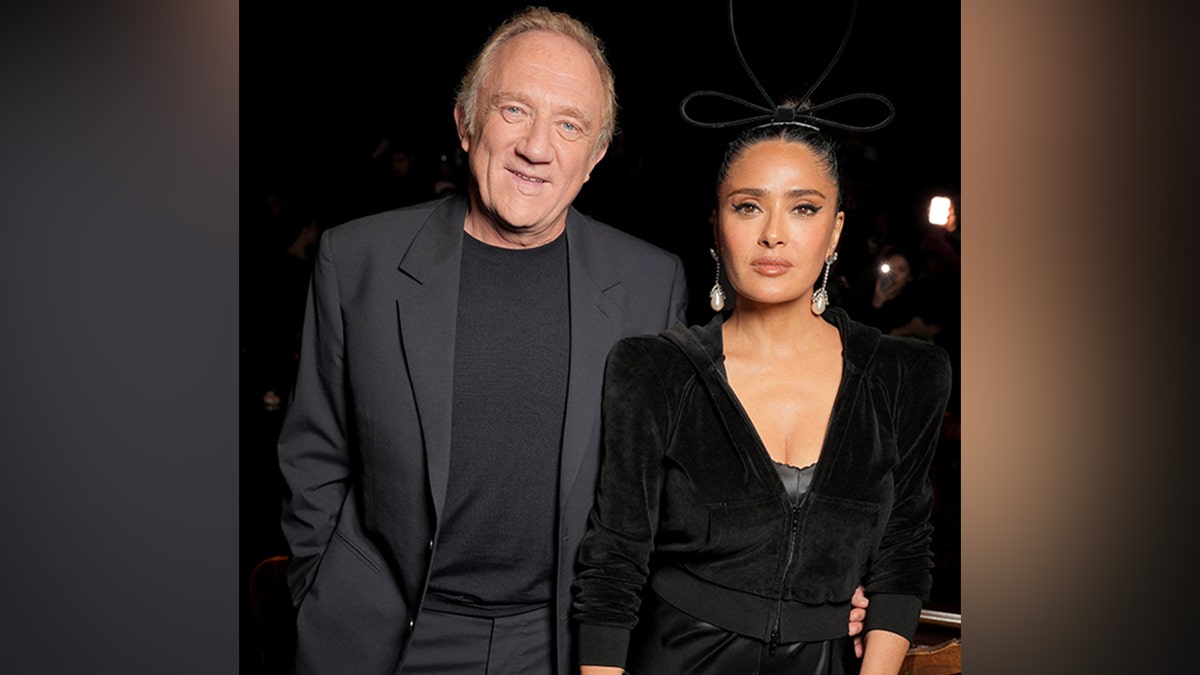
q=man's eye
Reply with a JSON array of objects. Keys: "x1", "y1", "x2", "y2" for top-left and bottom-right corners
[
  {"x1": 558, "y1": 121, "x2": 584, "y2": 139},
  {"x1": 500, "y1": 105, "x2": 525, "y2": 121}
]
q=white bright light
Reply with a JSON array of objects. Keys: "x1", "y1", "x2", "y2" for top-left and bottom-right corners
[{"x1": 929, "y1": 196, "x2": 951, "y2": 225}]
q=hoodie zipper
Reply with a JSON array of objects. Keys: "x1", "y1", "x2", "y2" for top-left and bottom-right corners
[{"x1": 769, "y1": 492, "x2": 806, "y2": 655}]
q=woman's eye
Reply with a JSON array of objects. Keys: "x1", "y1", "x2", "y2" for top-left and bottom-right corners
[
  {"x1": 795, "y1": 204, "x2": 821, "y2": 216},
  {"x1": 732, "y1": 202, "x2": 759, "y2": 214}
]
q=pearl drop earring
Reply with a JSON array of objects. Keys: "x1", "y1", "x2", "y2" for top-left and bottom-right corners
[{"x1": 709, "y1": 248, "x2": 726, "y2": 312}]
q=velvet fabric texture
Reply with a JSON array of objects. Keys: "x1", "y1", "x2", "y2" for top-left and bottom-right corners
[{"x1": 573, "y1": 308, "x2": 952, "y2": 668}]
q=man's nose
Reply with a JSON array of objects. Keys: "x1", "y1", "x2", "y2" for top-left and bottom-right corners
[{"x1": 516, "y1": 115, "x2": 554, "y2": 163}]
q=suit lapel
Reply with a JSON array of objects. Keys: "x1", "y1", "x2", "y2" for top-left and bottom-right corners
[
  {"x1": 559, "y1": 211, "x2": 622, "y2": 507},
  {"x1": 396, "y1": 197, "x2": 467, "y2": 522}
]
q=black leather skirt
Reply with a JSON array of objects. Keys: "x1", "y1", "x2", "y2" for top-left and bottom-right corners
[{"x1": 625, "y1": 590, "x2": 859, "y2": 675}]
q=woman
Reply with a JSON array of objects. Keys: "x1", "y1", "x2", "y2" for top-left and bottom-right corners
[
  {"x1": 848, "y1": 245, "x2": 942, "y2": 342},
  {"x1": 572, "y1": 123, "x2": 952, "y2": 674}
]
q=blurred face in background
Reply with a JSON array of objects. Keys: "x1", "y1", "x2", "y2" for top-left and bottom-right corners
[{"x1": 883, "y1": 252, "x2": 912, "y2": 288}]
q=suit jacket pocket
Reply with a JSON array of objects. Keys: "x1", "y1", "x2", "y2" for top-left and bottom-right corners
[
  {"x1": 331, "y1": 528, "x2": 385, "y2": 575},
  {"x1": 301, "y1": 528, "x2": 392, "y2": 621},
  {"x1": 295, "y1": 527, "x2": 408, "y2": 674}
]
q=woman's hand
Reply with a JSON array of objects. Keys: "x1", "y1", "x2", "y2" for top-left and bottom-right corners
[{"x1": 848, "y1": 584, "x2": 868, "y2": 657}]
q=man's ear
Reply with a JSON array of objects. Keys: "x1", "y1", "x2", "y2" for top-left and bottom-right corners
[
  {"x1": 453, "y1": 105, "x2": 471, "y2": 153},
  {"x1": 582, "y1": 142, "x2": 608, "y2": 184}
]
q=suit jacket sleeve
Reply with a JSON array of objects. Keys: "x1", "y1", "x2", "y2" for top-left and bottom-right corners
[
  {"x1": 668, "y1": 256, "x2": 688, "y2": 328},
  {"x1": 277, "y1": 230, "x2": 352, "y2": 607}
]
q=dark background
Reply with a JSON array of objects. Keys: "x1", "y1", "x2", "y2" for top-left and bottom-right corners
[{"x1": 243, "y1": 0, "x2": 960, "y2": 279}]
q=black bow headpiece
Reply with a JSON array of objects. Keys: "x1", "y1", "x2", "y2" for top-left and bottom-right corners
[{"x1": 680, "y1": 0, "x2": 895, "y2": 132}]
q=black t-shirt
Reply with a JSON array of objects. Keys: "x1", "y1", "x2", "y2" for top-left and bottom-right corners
[{"x1": 424, "y1": 230, "x2": 570, "y2": 616}]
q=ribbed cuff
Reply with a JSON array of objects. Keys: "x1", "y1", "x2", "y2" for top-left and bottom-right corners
[
  {"x1": 862, "y1": 593, "x2": 924, "y2": 642},
  {"x1": 576, "y1": 623, "x2": 631, "y2": 668}
]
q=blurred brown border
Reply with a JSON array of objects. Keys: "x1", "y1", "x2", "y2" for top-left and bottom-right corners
[{"x1": 963, "y1": 1, "x2": 1200, "y2": 672}]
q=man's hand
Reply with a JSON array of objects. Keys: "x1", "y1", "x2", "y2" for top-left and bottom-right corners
[{"x1": 848, "y1": 585, "x2": 868, "y2": 658}]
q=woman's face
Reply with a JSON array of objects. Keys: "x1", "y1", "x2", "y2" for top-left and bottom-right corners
[{"x1": 715, "y1": 139, "x2": 844, "y2": 308}]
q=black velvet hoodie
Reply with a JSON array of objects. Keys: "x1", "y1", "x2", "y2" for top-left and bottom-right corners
[{"x1": 572, "y1": 308, "x2": 953, "y2": 667}]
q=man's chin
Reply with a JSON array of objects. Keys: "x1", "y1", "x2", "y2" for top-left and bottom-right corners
[
  {"x1": 493, "y1": 207, "x2": 564, "y2": 235},
  {"x1": 467, "y1": 205, "x2": 566, "y2": 247}
]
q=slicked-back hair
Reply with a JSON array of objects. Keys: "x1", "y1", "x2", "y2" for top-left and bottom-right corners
[{"x1": 716, "y1": 124, "x2": 843, "y2": 212}]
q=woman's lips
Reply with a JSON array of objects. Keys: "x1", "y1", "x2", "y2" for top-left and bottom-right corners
[{"x1": 750, "y1": 257, "x2": 792, "y2": 275}]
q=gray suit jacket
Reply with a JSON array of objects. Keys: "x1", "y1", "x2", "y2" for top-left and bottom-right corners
[{"x1": 278, "y1": 195, "x2": 688, "y2": 674}]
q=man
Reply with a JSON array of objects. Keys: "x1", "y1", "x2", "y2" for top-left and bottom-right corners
[{"x1": 278, "y1": 8, "x2": 688, "y2": 674}]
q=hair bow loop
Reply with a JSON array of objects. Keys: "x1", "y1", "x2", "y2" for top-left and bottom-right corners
[{"x1": 680, "y1": 0, "x2": 894, "y2": 134}]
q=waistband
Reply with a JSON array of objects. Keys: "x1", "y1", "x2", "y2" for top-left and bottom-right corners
[
  {"x1": 650, "y1": 566, "x2": 851, "y2": 643},
  {"x1": 420, "y1": 594, "x2": 552, "y2": 619}
]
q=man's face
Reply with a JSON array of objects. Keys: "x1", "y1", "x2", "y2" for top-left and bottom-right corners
[{"x1": 456, "y1": 31, "x2": 608, "y2": 247}]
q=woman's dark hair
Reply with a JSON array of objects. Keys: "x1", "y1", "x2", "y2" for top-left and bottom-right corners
[{"x1": 715, "y1": 123, "x2": 843, "y2": 211}]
